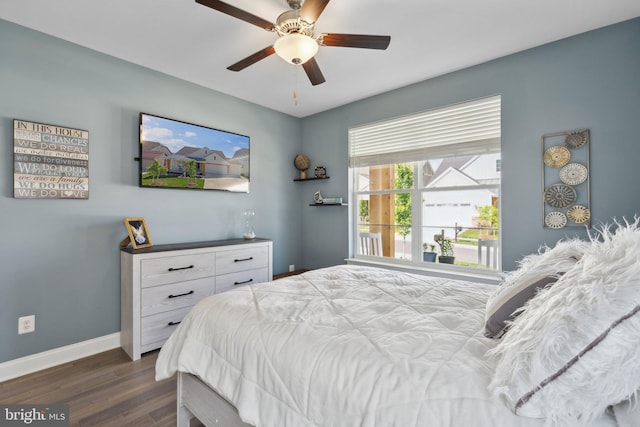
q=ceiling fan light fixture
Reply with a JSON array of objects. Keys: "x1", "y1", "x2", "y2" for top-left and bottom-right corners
[{"x1": 274, "y1": 33, "x2": 318, "y2": 65}]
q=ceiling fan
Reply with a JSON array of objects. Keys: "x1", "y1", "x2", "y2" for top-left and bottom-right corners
[{"x1": 196, "y1": 0, "x2": 391, "y2": 86}]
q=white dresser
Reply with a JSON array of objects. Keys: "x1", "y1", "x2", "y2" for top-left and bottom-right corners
[{"x1": 121, "y1": 238, "x2": 272, "y2": 360}]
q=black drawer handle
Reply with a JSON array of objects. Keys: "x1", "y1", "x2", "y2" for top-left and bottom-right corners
[
  {"x1": 234, "y1": 257, "x2": 253, "y2": 262},
  {"x1": 234, "y1": 278, "x2": 253, "y2": 286},
  {"x1": 168, "y1": 265, "x2": 194, "y2": 272},
  {"x1": 168, "y1": 321, "x2": 181, "y2": 326},
  {"x1": 168, "y1": 290, "x2": 194, "y2": 299}
]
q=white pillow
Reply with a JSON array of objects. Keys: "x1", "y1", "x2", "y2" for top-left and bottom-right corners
[
  {"x1": 484, "y1": 238, "x2": 588, "y2": 338},
  {"x1": 488, "y1": 219, "x2": 640, "y2": 424}
]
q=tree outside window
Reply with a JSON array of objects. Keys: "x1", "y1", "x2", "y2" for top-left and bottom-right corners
[{"x1": 395, "y1": 164, "x2": 413, "y2": 258}]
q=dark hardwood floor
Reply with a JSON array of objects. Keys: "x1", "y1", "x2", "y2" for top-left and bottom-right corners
[{"x1": 0, "y1": 348, "x2": 203, "y2": 426}]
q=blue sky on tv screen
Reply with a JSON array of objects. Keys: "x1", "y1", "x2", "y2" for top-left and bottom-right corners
[{"x1": 141, "y1": 114, "x2": 249, "y2": 158}]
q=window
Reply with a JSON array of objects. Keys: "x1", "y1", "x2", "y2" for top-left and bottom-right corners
[{"x1": 350, "y1": 96, "x2": 501, "y2": 271}]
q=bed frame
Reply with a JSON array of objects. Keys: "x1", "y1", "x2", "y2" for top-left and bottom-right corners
[{"x1": 177, "y1": 372, "x2": 252, "y2": 427}]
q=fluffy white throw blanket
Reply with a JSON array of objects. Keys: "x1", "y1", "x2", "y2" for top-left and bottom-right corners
[
  {"x1": 489, "y1": 218, "x2": 640, "y2": 425},
  {"x1": 613, "y1": 398, "x2": 640, "y2": 427}
]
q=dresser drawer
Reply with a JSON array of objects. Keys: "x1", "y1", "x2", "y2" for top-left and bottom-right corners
[
  {"x1": 141, "y1": 305, "x2": 192, "y2": 347},
  {"x1": 140, "y1": 253, "x2": 216, "y2": 288},
  {"x1": 216, "y1": 246, "x2": 269, "y2": 276},
  {"x1": 122, "y1": 239, "x2": 272, "y2": 360},
  {"x1": 141, "y1": 278, "x2": 215, "y2": 317},
  {"x1": 216, "y1": 267, "x2": 269, "y2": 294}
]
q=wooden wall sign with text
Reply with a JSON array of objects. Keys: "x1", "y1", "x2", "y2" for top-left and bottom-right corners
[{"x1": 13, "y1": 119, "x2": 89, "y2": 199}]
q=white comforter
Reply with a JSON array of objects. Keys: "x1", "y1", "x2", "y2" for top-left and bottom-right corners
[{"x1": 155, "y1": 265, "x2": 616, "y2": 427}]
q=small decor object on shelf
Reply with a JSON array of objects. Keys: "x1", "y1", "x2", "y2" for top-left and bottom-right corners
[
  {"x1": 121, "y1": 218, "x2": 153, "y2": 249},
  {"x1": 242, "y1": 209, "x2": 256, "y2": 239},
  {"x1": 314, "y1": 166, "x2": 327, "y2": 179},
  {"x1": 313, "y1": 190, "x2": 323, "y2": 204},
  {"x1": 566, "y1": 205, "x2": 591, "y2": 224},
  {"x1": 559, "y1": 163, "x2": 588, "y2": 185},
  {"x1": 543, "y1": 146, "x2": 571, "y2": 168},
  {"x1": 545, "y1": 211, "x2": 567, "y2": 229},
  {"x1": 322, "y1": 197, "x2": 343, "y2": 205},
  {"x1": 294, "y1": 154, "x2": 310, "y2": 179}
]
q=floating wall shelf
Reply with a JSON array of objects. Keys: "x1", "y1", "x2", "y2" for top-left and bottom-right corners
[{"x1": 294, "y1": 177, "x2": 330, "y2": 182}]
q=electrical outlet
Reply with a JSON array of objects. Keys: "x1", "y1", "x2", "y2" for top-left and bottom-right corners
[
  {"x1": 18, "y1": 315, "x2": 35, "y2": 334},
  {"x1": 289, "y1": 264, "x2": 295, "y2": 272}
]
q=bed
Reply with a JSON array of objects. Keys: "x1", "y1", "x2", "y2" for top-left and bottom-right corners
[{"x1": 155, "y1": 244, "x2": 640, "y2": 427}]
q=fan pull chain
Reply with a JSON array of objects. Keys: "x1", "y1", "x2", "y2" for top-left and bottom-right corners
[{"x1": 293, "y1": 66, "x2": 299, "y2": 106}]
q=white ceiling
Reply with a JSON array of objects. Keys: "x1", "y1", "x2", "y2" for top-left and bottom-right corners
[{"x1": 1, "y1": 0, "x2": 639, "y2": 118}]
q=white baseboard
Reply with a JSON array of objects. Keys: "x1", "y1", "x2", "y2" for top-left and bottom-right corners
[{"x1": 0, "y1": 332, "x2": 121, "y2": 382}]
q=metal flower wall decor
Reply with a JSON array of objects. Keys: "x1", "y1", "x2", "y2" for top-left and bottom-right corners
[{"x1": 542, "y1": 129, "x2": 591, "y2": 229}]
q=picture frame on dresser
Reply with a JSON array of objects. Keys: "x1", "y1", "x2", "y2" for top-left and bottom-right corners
[{"x1": 123, "y1": 217, "x2": 153, "y2": 249}]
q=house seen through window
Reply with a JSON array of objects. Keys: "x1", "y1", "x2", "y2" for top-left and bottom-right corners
[{"x1": 350, "y1": 95, "x2": 501, "y2": 271}]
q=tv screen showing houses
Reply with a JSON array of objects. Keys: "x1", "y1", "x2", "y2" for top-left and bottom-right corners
[{"x1": 139, "y1": 113, "x2": 250, "y2": 192}]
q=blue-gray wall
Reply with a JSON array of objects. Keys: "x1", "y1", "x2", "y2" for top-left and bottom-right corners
[
  {"x1": 0, "y1": 19, "x2": 303, "y2": 363},
  {"x1": 2, "y1": 17, "x2": 640, "y2": 364},
  {"x1": 300, "y1": 18, "x2": 640, "y2": 273}
]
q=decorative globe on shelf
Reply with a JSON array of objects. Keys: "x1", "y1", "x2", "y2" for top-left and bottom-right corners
[{"x1": 294, "y1": 154, "x2": 310, "y2": 179}]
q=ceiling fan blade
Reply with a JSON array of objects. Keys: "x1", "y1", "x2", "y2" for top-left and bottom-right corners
[
  {"x1": 299, "y1": 0, "x2": 330, "y2": 24},
  {"x1": 302, "y1": 57, "x2": 326, "y2": 86},
  {"x1": 321, "y1": 33, "x2": 391, "y2": 50},
  {"x1": 227, "y1": 46, "x2": 276, "y2": 71},
  {"x1": 196, "y1": 0, "x2": 274, "y2": 30}
]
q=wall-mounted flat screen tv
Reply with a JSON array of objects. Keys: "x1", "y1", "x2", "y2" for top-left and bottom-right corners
[{"x1": 139, "y1": 112, "x2": 250, "y2": 193}]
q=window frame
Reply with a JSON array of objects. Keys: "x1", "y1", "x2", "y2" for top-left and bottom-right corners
[{"x1": 348, "y1": 96, "x2": 502, "y2": 279}]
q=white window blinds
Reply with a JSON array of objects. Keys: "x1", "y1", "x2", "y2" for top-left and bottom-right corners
[{"x1": 349, "y1": 95, "x2": 501, "y2": 167}]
